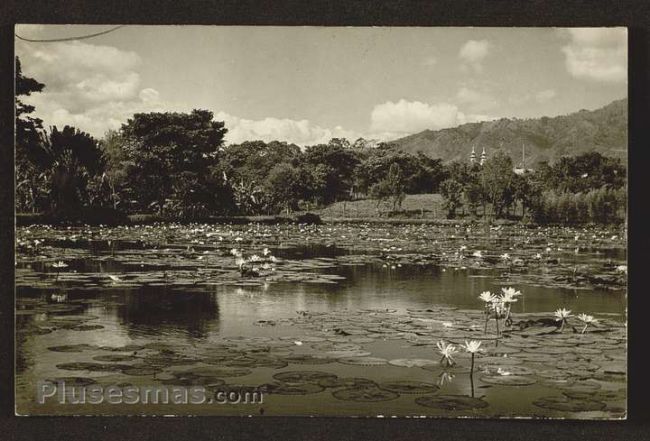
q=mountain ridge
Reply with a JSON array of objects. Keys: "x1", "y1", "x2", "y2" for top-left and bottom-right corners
[{"x1": 389, "y1": 98, "x2": 628, "y2": 165}]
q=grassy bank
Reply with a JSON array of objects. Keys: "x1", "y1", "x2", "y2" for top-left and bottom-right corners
[{"x1": 316, "y1": 194, "x2": 446, "y2": 219}]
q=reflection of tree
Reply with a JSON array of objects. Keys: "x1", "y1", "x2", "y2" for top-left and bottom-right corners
[{"x1": 117, "y1": 289, "x2": 219, "y2": 339}]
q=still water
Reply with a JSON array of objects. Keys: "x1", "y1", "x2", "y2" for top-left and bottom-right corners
[{"x1": 15, "y1": 225, "x2": 627, "y2": 418}]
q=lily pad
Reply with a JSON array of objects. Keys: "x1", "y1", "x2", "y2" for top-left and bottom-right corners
[
  {"x1": 379, "y1": 381, "x2": 440, "y2": 394},
  {"x1": 318, "y1": 377, "x2": 377, "y2": 389},
  {"x1": 273, "y1": 371, "x2": 337, "y2": 383},
  {"x1": 262, "y1": 382, "x2": 325, "y2": 395},
  {"x1": 93, "y1": 354, "x2": 138, "y2": 362},
  {"x1": 388, "y1": 358, "x2": 438, "y2": 368},
  {"x1": 533, "y1": 396, "x2": 607, "y2": 412},
  {"x1": 479, "y1": 375, "x2": 537, "y2": 386},
  {"x1": 337, "y1": 357, "x2": 388, "y2": 366},
  {"x1": 333, "y1": 386, "x2": 399, "y2": 402},
  {"x1": 122, "y1": 365, "x2": 163, "y2": 376},
  {"x1": 415, "y1": 395, "x2": 489, "y2": 410}
]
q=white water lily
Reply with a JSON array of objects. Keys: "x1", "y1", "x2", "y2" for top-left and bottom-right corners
[
  {"x1": 230, "y1": 248, "x2": 242, "y2": 257},
  {"x1": 554, "y1": 308, "x2": 572, "y2": 332},
  {"x1": 577, "y1": 313, "x2": 598, "y2": 334},
  {"x1": 500, "y1": 253, "x2": 510, "y2": 260},
  {"x1": 616, "y1": 265, "x2": 627, "y2": 274},
  {"x1": 235, "y1": 257, "x2": 246, "y2": 268},
  {"x1": 462, "y1": 340, "x2": 483, "y2": 354},
  {"x1": 577, "y1": 313, "x2": 597, "y2": 324},
  {"x1": 262, "y1": 248, "x2": 271, "y2": 256},
  {"x1": 472, "y1": 250, "x2": 483, "y2": 258},
  {"x1": 436, "y1": 340, "x2": 458, "y2": 367},
  {"x1": 249, "y1": 254, "x2": 261, "y2": 262},
  {"x1": 554, "y1": 308, "x2": 572, "y2": 321},
  {"x1": 478, "y1": 291, "x2": 497, "y2": 303},
  {"x1": 52, "y1": 261, "x2": 68, "y2": 269}
]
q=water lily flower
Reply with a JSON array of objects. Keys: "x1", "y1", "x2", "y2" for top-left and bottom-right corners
[
  {"x1": 436, "y1": 340, "x2": 457, "y2": 367},
  {"x1": 52, "y1": 261, "x2": 68, "y2": 269},
  {"x1": 472, "y1": 250, "x2": 483, "y2": 258},
  {"x1": 554, "y1": 308, "x2": 572, "y2": 332},
  {"x1": 249, "y1": 254, "x2": 261, "y2": 262},
  {"x1": 616, "y1": 265, "x2": 627, "y2": 274},
  {"x1": 293, "y1": 341, "x2": 303, "y2": 346},
  {"x1": 462, "y1": 340, "x2": 483, "y2": 354},
  {"x1": 577, "y1": 313, "x2": 598, "y2": 334},
  {"x1": 478, "y1": 291, "x2": 497, "y2": 303},
  {"x1": 108, "y1": 275, "x2": 122, "y2": 282},
  {"x1": 463, "y1": 340, "x2": 483, "y2": 376},
  {"x1": 554, "y1": 308, "x2": 572, "y2": 321},
  {"x1": 230, "y1": 248, "x2": 242, "y2": 257},
  {"x1": 500, "y1": 253, "x2": 510, "y2": 260}
]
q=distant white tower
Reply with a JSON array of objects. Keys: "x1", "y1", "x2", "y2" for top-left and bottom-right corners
[
  {"x1": 470, "y1": 146, "x2": 477, "y2": 164},
  {"x1": 480, "y1": 146, "x2": 487, "y2": 165}
]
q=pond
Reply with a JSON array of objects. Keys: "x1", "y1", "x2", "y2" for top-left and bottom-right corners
[{"x1": 15, "y1": 223, "x2": 627, "y2": 418}]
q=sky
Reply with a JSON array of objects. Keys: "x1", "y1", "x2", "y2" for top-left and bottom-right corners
[{"x1": 15, "y1": 25, "x2": 628, "y2": 146}]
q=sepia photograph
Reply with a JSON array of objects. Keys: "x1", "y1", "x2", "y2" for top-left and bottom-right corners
[{"x1": 14, "y1": 25, "x2": 627, "y2": 418}]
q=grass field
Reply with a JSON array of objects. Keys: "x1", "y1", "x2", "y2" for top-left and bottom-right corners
[{"x1": 316, "y1": 193, "x2": 447, "y2": 220}]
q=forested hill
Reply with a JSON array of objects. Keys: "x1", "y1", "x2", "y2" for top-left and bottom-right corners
[{"x1": 390, "y1": 98, "x2": 628, "y2": 166}]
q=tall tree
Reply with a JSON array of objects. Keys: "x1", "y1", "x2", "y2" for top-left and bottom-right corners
[
  {"x1": 120, "y1": 110, "x2": 228, "y2": 217},
  {"x1": 15, "y1": 57, "x2": 46, "y2": 212},
  {"x1": 480, "y1": 151, "x2": 516, "y2": 218}
]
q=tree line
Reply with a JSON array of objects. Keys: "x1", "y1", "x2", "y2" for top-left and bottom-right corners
[{"x1": 15, "y1": 57, "x2": 626, "y2": 225}]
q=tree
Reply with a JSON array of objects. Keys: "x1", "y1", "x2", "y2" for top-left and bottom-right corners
[
  {"x1": 119, "y1": 110, "x2": 228, "y2": 217},
  {"x1": 37, "y1": 126, "x2": 106, "y2": 216},
  {"x1": 264, "y1": 163, "x2": 306, "y2": 214},
  {"x1": 15, "y1": 57, "x2": 46, "y2": 212},
  {"x1": 303, "y1": 143, "x2": 360, "y2": 204},
  {"x1": 480, "y1": 151, "x2": 516, "y2": 218},
  {"x1": 440, "y1": 179, "x2": 464, "y2": 218}
]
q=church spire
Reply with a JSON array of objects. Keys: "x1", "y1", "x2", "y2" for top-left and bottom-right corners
[
  {"x1": 470, "y1": 145, "x2": 476, "y2": 164},
  {"x1": 480, "y1": 146, "x2": 487, "y2": 165}
]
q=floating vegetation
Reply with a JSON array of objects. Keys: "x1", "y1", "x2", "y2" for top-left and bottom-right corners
[
  {"x1": 337, "y1": 357, "x2": 388, "y2": 366},
  {"x1": 262, "y1": 382, "x2": 325, "y2": 395},
  {"x1": 16, "y1": 222, "x2": 627, "y2": 417},
  {"x1": 532, "y1": 396, "x2": 607, "y2": 412},
  {"x1": 388, "y1": 358, "x2": 438, "y2": 368},
  {"x1": 479, "y1": 375, "x2": 537, "y2": 386},
  {"x1": 92, "y1": 355, "x2": 138, "y2": 362},
  {"x1": 415, "y1": 395, "x2": 489, "y2": 410},
  {"x1": 47, "y1": 377, "x2": 98, "y2": 387},
  {"x1": 379, "y1": 381, "x2": 440, "y2": 394},
  {"x1": 272, "y1": 371, "x2": 337, "y2": 384},
  {"x1": 332, "y1": 386, "x2": 399, "y2": 402}
]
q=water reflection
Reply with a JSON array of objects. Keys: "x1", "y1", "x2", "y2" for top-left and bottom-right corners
[{"x1": 116, "y1": 288, "x2": 220, "y2": 339}]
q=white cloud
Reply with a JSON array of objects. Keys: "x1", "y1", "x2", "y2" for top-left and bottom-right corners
[
  {"x1": 215, "y1": 113, "x2": 362, "y2": 146},
  {"x1": 370, "y1": 99, "x2": 475, "y2": 136},
  {"x1": 459, "y1": 39, "x2": 490, "y2": 73},
  {"x1": 456, "y1": 86, "x2": 498, "y2": 112},
  {"x1": 561, "y1": 28, "x2": 627, "y2": 83},
  {"x1": 16, "y1": 38, "x2": 184, "y2": 137},
  {"x1": 535, "y1": 89, "x2": 557, "y2": 103}
]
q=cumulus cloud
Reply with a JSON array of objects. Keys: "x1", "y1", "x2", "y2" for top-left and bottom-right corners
[
  {"x1": 369, "y1": 99, "x2": 490, "y2": 138},
  {"x1": 16, "y1": 37, "x2": 183, "y2": 137},
  {"x1": 215, "y1": 112, "x2": 362, "y2": 146},
  {"x1": 459, "y1": 39, "x2": 490, "y2": 73},
  {"x1": 561, "y1": 28, "x2": 627, "y2": 83}
]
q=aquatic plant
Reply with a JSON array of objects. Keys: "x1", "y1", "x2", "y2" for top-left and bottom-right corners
[
  {"x1": 51, "y1": 260, "x2": 68, "y2": 282},
  {"x1": 576, "y1": 313, "x2": 598, "y2": 334},
  {"x1": 478, "y1": 291, "x2": 497, "y2": 334},
  {"x1": 462, "y1": 340, "x2": 483, "y2": 377},
  {"x1": 554, "y1": 308, "x2": 572, "y2": 332},
  {"x1": 436, "y1": 340, "x2": 457, "y2": 367}
]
